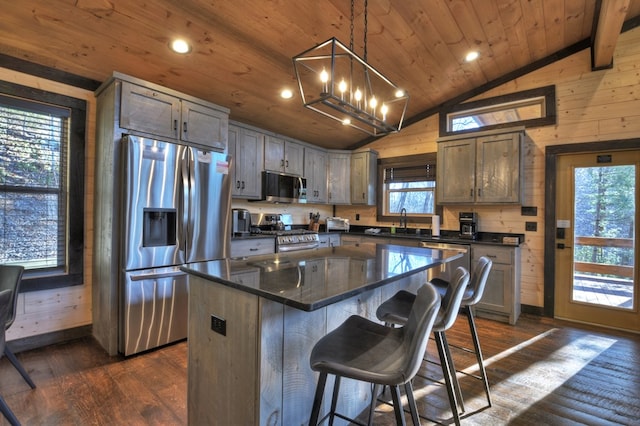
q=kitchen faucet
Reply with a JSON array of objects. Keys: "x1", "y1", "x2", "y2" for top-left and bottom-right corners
[{"x1": 399, "y1": 208, "x2": 407, "y2": 232}]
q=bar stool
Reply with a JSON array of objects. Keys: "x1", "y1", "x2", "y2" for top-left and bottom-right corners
[
  {"x1": 1, "y1": 265, "x2": 36, "y2": 390},
  {"x1": 431, "y1": 256, "x2": 493, "y2": 407},
  {"x1": 309, "y1": 283, "x2": 441, "y2": 426},
  {"x1": 1, "y1": 288, "x2": 21, "y2": 426},
  {"x1": 376, "y1": 267, "x2": 470, "y2": 426}
]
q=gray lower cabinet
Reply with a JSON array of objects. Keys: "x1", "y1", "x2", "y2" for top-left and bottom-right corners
[
  {"x1": 318, "y1": 233, "x2": 341, "y2": 248},
  {"x1": 472, "y1": 244, "x2": 521, "y2": 324},
  {"x1": 231, "y1": 238, "x2": 275, "y2": 257}
]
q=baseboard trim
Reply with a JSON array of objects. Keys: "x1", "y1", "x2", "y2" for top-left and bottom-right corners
[
  {"x1": 7, "y1": 325, "x2": 93, "y2": 353},
  {"x1": 522, "y1": 304, "x2": 545, "y2": 316}
]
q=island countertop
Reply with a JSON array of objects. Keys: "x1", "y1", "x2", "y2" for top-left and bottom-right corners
[{"x1": 181, "y1": 242, "x2": 463, "y2": 311}]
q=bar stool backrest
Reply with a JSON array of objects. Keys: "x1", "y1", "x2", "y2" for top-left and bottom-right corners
[
  {"x1": 465, "y1": 257, "x2": 492, "y2": 306},
  {"x1": 0, "y1": 289, "x2": 12, "y2": 355},
  {"x1": 0, "y1": 265, "x2": 24, "y2": 330},
  {"x1": 402, "y1": 283, "x2": 441, "y2": 381},
  {"x1": 436, "y1": 266, "x2": 470, "y2": 332}
]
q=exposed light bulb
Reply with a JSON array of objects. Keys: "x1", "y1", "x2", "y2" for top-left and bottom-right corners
[
  {"x1": 320, "y1": 68, "x2": 329, "y2": 83},
  {"x1": 370, "y1": 97, "x2": 378, "y2": 109},
  {"x1": 320, "y1": 68, "x2": 329, "y2": 93},
  {"x1": 380, "y1": 104, "x2": 388, "y2": 121},
  {"x1": 354, "y1": 88, "x2": 362, "y2": 101}
]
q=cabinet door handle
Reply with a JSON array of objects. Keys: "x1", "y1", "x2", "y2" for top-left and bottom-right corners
[
  {"x1": 477, "y1": 188, "x2": 481, "y2": 197},
  {"x1": 470, "y1": 189, "x2": 473, "y2": 197},
  {"x1": 183, "y1": 121, "x2": 188, "y2": 134},
  {"x1": 280, "y1": 159, "x2": 285, "y2": 167},
  {"x1": 285, "y1": 160, "x2": 289, "y2": 168},
  {"x1": 236, "y1": 180, "x2": 241, "y2": 189},
  {"x1": 241, "y1": 181, "x2": 245, "y2": 189},
  {"x1": 174, "y1": 119, "x2": 178, "y2": 133}
]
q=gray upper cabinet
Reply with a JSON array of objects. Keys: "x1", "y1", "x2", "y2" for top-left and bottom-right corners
[
  {"x1": 351, "y1": 149, "x2": 378, "y2": 205},
  {"x1": 180, "y1": 100, "x2": 228, "y2": 151},
  {"x1": 327, "y1": 151, "x2": 351, "y2": 205},
  {"x1": 229, "y1": 124, "x2": 264, "y2": 199},
  {"x1": 120, "y1": 81, "x2": 228, "y2": 151},
  {"x1": 437, "y1": 129, "x2": 524, "y2": 204},
  {"x1": 120, "y1": 81, "x2": 181, "y2": 140},
  {"x1": 264, "y1": 135, "x2": 304, "y2": 176},
  {"x1": 304, "y1": 147, "x2": 328, "y2": 203}
]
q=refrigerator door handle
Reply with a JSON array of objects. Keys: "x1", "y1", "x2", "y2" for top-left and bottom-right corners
[
  {"x1": 128, "y1": 269, "x2": 187, "y2": 281},
  {"x1": 179, "y1": 147, "x2": 189, "y2": 258}
]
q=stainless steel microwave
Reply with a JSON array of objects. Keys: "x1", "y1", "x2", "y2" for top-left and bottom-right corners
[{"x1": 260, "y1": 171, "x2": 307, "y2": 203}]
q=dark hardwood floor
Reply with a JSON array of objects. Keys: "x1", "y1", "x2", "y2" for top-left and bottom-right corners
[{"x1": 1, "y1": 314, "x2": 638, "y2": 425}]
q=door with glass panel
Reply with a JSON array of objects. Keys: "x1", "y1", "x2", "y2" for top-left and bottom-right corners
[{"x1": 555, "y1": 151, "x2": 639, "y2": 332}]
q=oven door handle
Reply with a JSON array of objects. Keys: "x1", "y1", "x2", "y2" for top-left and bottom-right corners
[{"x1": 277, "y1": 242, "x2": 320, "y2": 252}]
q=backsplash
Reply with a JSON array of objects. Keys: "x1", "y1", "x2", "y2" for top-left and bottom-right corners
[{"x1": 231, "y1": 200, "x2": 334, "y2": 226}]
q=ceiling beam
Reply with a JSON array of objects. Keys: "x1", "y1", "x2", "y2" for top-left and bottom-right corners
[{"x1": 592, "y1": 0, "x2": 631, "y2": 69}]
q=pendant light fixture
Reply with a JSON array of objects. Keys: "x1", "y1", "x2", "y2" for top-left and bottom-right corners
[{"x1": 292, "y1": 0, "x2": 409, "y2": 136}]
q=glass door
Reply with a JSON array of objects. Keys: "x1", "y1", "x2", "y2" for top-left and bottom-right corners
[{"x1": 555, "y1": 151, "x2": 639, "y2": 331}]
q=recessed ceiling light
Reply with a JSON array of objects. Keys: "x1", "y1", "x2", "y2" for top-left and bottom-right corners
[
  {"x1": 465, "y1": 51, "x2": 479, "y2": 62},
  {"x1": 170, "y1": 39, "x2": 191, "y2": 54},
  {"x1": 280, "y1": 89, "x2": 293, "y2": 99}
]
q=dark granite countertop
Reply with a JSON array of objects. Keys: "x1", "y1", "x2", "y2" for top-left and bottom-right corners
[
  {"x1": 333, "y1": 226, "x2": 524, "y2": 246},
  {"x1": 181, "y1": 242, "x2": 463, "y2": 311}
]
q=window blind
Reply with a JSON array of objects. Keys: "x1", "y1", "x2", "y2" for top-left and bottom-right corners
[{"x1": 0, "y1": 94, "x2": 69, "y2": 270}]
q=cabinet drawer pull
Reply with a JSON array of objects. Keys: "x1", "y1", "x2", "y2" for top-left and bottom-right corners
[{"x1": 249, "y1": 248, "x2": 259, "y2": 251}]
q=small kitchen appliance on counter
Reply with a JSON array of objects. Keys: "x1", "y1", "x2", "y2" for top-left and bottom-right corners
[
  {"x1": 459, "y1": 212, "x2": 478, "y2": 239},
  {"x1": 326, "y1": 217, "x2": 350, "y2": 232},
  {"x1": 232, "y1": 208, "x2": 251, "y2": 236}
]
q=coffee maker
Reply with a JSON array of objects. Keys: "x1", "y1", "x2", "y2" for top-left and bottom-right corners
[
  {"x1": 232, "y1": 208, "x2": 251, "y2": 236},
  {"x1": 459, "y1": 212, "x2": 478, "y2": 239}
]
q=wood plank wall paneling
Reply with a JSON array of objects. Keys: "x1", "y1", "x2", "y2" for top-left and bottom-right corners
[
  {"x1": 0, "y1": 67, "x2": 95, "y2": 342},
  {"x1": 4, "y1": 26, "x2": 640, "y2": 343},
  {"x1": 337, "y1": 26, "x2": 640, "y2": 308}
]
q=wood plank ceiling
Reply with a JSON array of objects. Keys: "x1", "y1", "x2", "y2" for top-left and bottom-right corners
[{"x1": 1, "y1": 0, "x2": 639, "y2": 149}]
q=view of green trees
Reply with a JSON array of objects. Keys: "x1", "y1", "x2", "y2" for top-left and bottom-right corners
[{"x1": 574, "y1": 165, "x2": 635, "y2": 278}]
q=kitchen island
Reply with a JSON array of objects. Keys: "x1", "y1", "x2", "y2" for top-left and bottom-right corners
[{"x1": 182, "y1": 243, "x2": 463, "y2": 425}]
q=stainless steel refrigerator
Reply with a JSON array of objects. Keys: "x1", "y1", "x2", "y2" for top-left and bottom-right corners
[{"x1": 120, "y1": 135, "x2": 231, "y2": 355}]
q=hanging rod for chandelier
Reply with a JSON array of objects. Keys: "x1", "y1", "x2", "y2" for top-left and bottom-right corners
[{"x1": 292, "y1": 0, "x2": 409, "y2": 136}]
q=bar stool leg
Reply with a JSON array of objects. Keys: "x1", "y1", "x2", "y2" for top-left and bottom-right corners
[
  {"x1": 434, "y1": 332, "x2": 462, "y2": 426},
  {"x1": 466, "y1": 307, "x2": 492, "y2": 406},
  {"x1": 441, "y1": 332, "x2": 465, "y2": 413},
  {"x1": 389, "y1": 385, "x2": 406, "y2": 426},
  {"x1": 328, "y1": 376, "x2": 341, "y2": 426},
  {"x1": 0, "y1": 395, "x2": 20, "y2": 426},
  {"x1": 367, "y1": 384, "x2": 381, "y2": 426},
  {"x1": 404, "y1": 381, "x2": 420, "y2": 426},
  {"x1": 4, "y1": 347, "x2": 36, "y2": 389},
  {"x1": 309, "y1": 372, "x2": 327, "y2": 426}
]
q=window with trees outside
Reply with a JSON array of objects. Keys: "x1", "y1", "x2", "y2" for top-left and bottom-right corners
[
  {"x1": 0, "y1": 82, "x2": 85, "y2": 291},
  {"x1": 377, "y1": 153, "x2": 438, "y2": 223}
]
